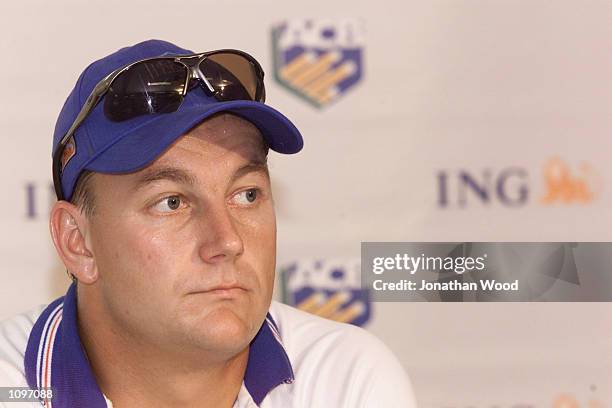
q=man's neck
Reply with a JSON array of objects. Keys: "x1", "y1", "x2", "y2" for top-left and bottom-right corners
[{"x1": 76, "y1": 288, "x2": 249, "y2": 408}]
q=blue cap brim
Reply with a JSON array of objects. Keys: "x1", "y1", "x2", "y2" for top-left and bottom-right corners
[{"x1": 83, "y1": 100, "x2": 303, "y2": 175}]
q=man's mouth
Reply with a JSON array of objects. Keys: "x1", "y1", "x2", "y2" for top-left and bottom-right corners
[{"x1": 188, "y1": 284, "x2": 248, "y2": 297}]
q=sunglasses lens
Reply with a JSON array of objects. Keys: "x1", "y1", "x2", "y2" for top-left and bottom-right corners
[
  {"x1": 104, "y1": 60, "x2": 188, "y2": 122},
  {"x1": 199, "y1": 53, "x2": 264, "y2": 102}
]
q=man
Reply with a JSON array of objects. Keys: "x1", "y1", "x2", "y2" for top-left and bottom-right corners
[{"x1": 0, "y1": 40, "x2": 416, "y2": 407}]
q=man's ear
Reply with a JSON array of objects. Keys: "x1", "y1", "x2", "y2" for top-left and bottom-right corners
[{"x1": 49, "y1": 201, "x2": 98, "y2": 284}]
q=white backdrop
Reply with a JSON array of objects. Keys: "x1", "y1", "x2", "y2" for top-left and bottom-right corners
[{"x1": 0, "y1": 0, "x2": 611, "y2": 406}]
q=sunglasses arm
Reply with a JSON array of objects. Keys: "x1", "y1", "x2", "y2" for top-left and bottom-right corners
[
  {"x1": 52, "y1": 70, "x2": 118, "y2": 200},
  {"x1": 57, "y1": 74, "x2": 116, "y2": 148}
]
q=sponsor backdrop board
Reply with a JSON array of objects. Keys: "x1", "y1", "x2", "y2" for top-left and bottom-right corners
[{"x1": 1, "y1": 0, "x2": 611, "y2": 406}]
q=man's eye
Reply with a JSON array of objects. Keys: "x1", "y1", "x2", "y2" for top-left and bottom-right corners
[
  {"x1": 152, "y1": 195, "x2": 185, "y2": 213},
  {"x1": 232, "y1": 188, "x2": 259, "y2": 205}
]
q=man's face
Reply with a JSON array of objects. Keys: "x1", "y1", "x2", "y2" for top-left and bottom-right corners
[{"x1": 85, "y1": 113, "x2": 276, "y2": 358}]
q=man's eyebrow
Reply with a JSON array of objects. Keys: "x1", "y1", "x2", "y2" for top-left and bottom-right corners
[
  {"x1": 132, "y1": 160, "x2": 268, "y2": 192},
  {"x1": 231, "y1": 159, "x2": 269, "y2": 183},
  {"x1": 132, "y1": 166, "x2": 197, "y2": 191}
]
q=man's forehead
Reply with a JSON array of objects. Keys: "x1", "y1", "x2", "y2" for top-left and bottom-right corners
[
  {"x1": 134, "y1": 115, "x2": 267, "y2": 180},
  {"x1": 177, "y1": 113, "x2": 268, "y2": 157}
]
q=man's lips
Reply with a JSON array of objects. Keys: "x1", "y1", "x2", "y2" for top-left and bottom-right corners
[{"x1": 187, "y1": 284, "x2": 248, "y2": 297}]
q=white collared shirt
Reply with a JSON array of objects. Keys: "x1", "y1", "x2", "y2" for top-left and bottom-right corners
[{"x1": 0, "y1": 300, "x2": 416, "y2": 407}]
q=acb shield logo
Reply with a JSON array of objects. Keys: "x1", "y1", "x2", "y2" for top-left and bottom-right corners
[
  {"x1": 280, "y1": 259, "x2": 371, "y2": 327},
  {"x1": 272, "y1": 19, "x2": 364, "y2": 108}
]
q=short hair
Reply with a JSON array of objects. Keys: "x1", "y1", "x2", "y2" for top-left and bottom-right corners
[{"x1": 70, "y1": 170, "x2": 96, "y2": 217}]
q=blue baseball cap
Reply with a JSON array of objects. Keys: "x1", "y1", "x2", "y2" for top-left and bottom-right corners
[{"x1": 53, "y1": 39, "x2": 303, "y2": 201}]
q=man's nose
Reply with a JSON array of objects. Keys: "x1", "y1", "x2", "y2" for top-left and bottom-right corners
[{"x1": 196, "y1": 205, "x2": 244, "y2": 264}]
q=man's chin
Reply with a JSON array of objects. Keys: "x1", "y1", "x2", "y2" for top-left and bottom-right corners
[{"x1": 181, "y1": 305, "x2": 259, "y2": 352}]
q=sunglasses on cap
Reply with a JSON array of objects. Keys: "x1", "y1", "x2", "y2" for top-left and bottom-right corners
[{"x1": 52, "y1": 49, "x2": 266, "y2": 200}]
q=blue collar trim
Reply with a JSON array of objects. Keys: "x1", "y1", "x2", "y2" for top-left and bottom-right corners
[{"x1": 24, "y1": 283, "x2": 294, "y2": 407}]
